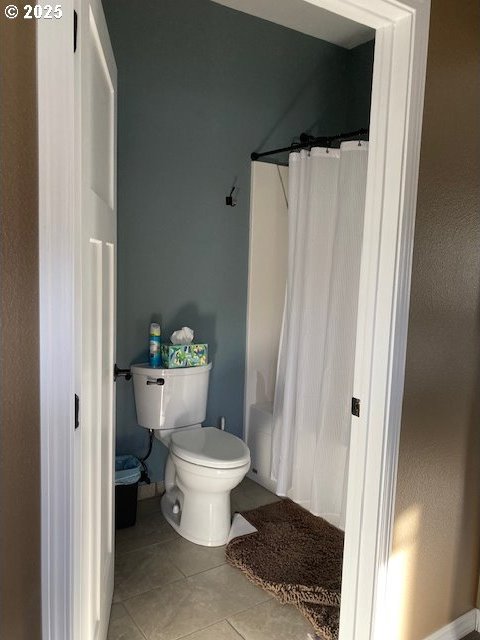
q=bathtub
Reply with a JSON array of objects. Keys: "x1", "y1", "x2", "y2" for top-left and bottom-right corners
[{"x1": 246, "y1": 402, "x2": 276, "y2": 493}]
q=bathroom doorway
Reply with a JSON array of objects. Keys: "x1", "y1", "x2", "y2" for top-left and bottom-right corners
[{"x1": 37, "y1": 1, "x2": 431, "y2": 639}]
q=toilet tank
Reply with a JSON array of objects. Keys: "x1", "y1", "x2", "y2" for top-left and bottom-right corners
[{"x1": 131, "y1": 362, "x2": 212, "y2": 430}]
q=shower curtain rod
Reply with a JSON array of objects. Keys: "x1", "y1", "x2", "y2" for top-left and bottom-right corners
[{"x1": 250, "y1": 128, "x2": 369, "y2": 161}]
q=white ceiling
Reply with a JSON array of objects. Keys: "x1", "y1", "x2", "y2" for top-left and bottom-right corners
[{"x1": 210, "y1": 0, "x2": 375, "y2": 49}]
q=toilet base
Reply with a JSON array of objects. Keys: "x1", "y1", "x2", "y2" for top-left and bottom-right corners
[
  {"x1": 161, "y1": 491, "x2": 231, "y2": 547},
  {"x1": 160, "y1": 450, "x2": 250, "y2": 547}
]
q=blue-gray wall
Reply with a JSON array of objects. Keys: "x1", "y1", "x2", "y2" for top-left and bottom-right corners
[
  {"x1": 103, "y1": 0, "x2": 373, "y2": 480},
  {"x1": 346, "y1": 40, "x2": 375, "y2": 131}
]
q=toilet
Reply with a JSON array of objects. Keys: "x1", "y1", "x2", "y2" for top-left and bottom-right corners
[{"x1": 131, "y1": 362, "x2": 250, "y2": 546}]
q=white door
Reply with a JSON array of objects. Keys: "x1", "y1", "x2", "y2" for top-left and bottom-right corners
[{"x1": 74, "y1": 0, "x2": 117, "y2": 638}]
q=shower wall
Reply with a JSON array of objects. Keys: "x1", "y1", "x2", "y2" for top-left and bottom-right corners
[
  {"x1": 245, "y1": 162, "x2": 288, "y2": 490},
  {"x1": 245, "y1": 162, "x2": 288, "y2": 411}
]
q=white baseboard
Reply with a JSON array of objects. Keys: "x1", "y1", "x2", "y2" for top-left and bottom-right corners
[{"x1": 423, "y1": 609, "x2": 479, "y2": 640}]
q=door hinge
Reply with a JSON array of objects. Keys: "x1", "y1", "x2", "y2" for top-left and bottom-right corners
[
  {"x1": 75, "y1": 394, "x2": 80, "y2": 429},
  {"x1": 74, "y1": 10, "x2": 78, "y2": 53},
  {"x1": 351, "y1": 397, "x2": 360, "y2": 418}
]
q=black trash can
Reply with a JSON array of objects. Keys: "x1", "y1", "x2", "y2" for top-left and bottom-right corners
[{"x1": 115, "y1": 455, "x2": 142, "y2": 529}]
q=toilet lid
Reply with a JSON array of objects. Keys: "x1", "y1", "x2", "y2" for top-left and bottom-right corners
[{"x1": 171, "y1": 427, "x2": 250, "y2": 469}]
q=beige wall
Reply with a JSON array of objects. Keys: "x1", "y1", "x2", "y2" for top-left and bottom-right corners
[
  {"x1": 393, "y1": 1, "x2": 480, "y2": 639},
  {"x1": 0, "y1": 16, "x2": 42, "y2": 640}
]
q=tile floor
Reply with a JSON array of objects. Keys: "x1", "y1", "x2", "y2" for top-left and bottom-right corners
[{"x1": 109, "y1": 477, "x2": 319, "y2": 640}]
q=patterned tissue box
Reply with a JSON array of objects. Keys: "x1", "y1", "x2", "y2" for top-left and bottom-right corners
[{"x1": 160, "y1": 343, "x2": 208, "y2": 368}]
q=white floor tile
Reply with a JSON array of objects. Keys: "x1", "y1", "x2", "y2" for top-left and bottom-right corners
[
  {"x1": 116, "y1": 511, "x2": 178, "y2": 555},
  {"x1": 178, "y1": 620, "x2": 244, "y2": 639},
  {"x1": 125, "y1": 564, "x2": 270, "y2": 640},
  {"x1": 108, "y1": 603, "x2": 146, "y2": 640},
  {"x1": 228, "y1": 599, "x2": 316, "y2": 640},
  {"x1": 162, "y1": 537, "x2": 227, "y2": 577},
  {"x1": 114, "y1": 543, "x2": 184, "y2": 602}
]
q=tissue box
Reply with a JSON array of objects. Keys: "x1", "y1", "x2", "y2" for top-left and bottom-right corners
[{"x1": 160, "y1": 343, "x2": 208, "y2": 368}]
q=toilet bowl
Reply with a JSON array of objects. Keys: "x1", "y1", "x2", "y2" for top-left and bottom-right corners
[
  {"x1": 130, "y1": 362, "x2": 251, "y2": 546},
  {"x1": 161, "y1": 427, "x2": 250, "y2": 546}
]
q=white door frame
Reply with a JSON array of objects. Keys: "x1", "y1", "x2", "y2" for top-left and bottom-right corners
[
  {"x1": 38, "y1": 6, "x2": 75, "y2": 639},
  {"x1": 37, "y1": 0, "x2": 430, "y2": 638}
]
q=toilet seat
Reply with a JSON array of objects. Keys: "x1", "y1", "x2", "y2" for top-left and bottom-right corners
[{"x1": 170, "y1": 427, "x2": 250, "y2": 469}]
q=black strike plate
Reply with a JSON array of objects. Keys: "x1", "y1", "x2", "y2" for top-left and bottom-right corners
[{"x1": 351, "y1": 397, "x2": 360, "y2": 418}]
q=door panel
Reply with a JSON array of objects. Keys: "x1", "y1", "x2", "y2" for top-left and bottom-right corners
[
  {"x1": 75, "y1": 0, "x2": 117, "y2": 638},
  {"x1": 89, "y1": 9, "x2": 115, "y2": 208}
]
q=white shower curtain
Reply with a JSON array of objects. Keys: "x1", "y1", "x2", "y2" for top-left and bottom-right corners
[{"x1": 271, "y1": 141, "x2": 368, "y2": 530}]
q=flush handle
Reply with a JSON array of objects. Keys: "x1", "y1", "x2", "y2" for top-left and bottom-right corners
[{"x1": 146, "y1": 378, "x2": 165, "y2": 386}]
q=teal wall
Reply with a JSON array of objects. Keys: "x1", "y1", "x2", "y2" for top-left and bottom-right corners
[{"x1": 103, "y1": 0, "x2": 374, "y2": 480}]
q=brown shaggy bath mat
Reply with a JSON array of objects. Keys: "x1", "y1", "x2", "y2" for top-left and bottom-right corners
[{"x1": 225, "y1": 499, "x2": 344, "y2": 640}]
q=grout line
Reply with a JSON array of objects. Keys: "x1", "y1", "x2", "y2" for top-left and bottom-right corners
[
  {"x1": 173, "y1": 564, "x2": 189, "y2": 579},
  {"x1": 174, "y1": 619, "x2": 241, "y2": 639},
  {"x1": 173, "y1": 614, "x2": 251, "y2": 640},
  {"x1": 164, "y1": 615, "x2": 232, "y2": 639},
  {"x1": 174, "y1": 562, "x2": 227, "y2": 580},
  {"x1": 118, "y1": 542, "x2": 227, "y2": 580},
  {"x1": 132, "y1": 617, "x2": 148, "y2": 640},
  {"x1": 120, "y1": 591, "x2": 149, "y2": 606},
  {"x1": 120, "y1": 573, "x2": 271, "y2": 638},
  {"x1": 115, "y1": 558, "x2": 229, "y2": 606},
  {"x1": 114, "y1": 574, "x2": 185, "y2": 605},
  {"x1": 115, "y1": 534, "x2": 179, "y2": 557},
  {"x1": 226, "y1": 619, "x2": 247, "y2": 639},
  {"x1": 113, "y1": 604, "x2": 148, "y2": 640},
  {"x1": 177, "y1": 559, "x2": 228, "y2": 580},
  {"x1": 116, "y1": 536, "x2": 176, "y2": 554},
  {"x1": 224, "y1": 593, "x2": 273, "y2": 623},
  {"x1": 157, "y1": 544, "x2": 228, "y2": 580}
]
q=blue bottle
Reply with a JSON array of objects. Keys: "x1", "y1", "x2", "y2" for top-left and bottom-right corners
[{"x1": 149, "y1": 323, "x2": 161, "y2": 368}]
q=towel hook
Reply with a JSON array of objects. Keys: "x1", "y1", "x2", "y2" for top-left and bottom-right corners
[{"x1": 226, "y1": 183, "x2": 238, "y2": 207}]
